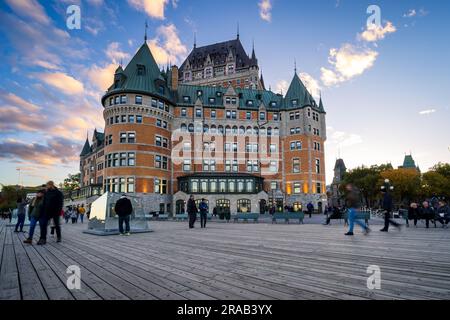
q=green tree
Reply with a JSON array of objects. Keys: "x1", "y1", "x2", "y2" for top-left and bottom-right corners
[
  {"x1": 381, "y1": 169, "x2": 421, "y2": 205},
  {"x1": 0, "y1": 185, "x2": 27, "y2": 211},
  {"x1": 60, "y1": 173, "x2": 81, "y2": 191}
]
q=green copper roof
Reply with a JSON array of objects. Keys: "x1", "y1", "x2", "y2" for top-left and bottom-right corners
[
  {"x1": 105, "y1": 42, "x2": 171, "y2": 101},
  {"x1": 80, "y1": 138, "x2": 91, "y2": 157},
  {"x1": 401, "y1": 155, "x2": 416, "y2": 168},
  {"x1": 318, "y1": 96, "x2": 325, "y2": 112},
  {"x1": 284, "y1": 73, "x2": 316, "y2": 109}
]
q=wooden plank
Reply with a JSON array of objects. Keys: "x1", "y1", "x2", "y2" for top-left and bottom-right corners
[
  {"x1": 0, "y1": 228, "x2": 21, "y2": 299},
  {"x1": 11, "y1": 231, "x2": 48, "y2": 300}
]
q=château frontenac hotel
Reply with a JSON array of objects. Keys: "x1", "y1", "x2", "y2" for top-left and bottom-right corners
[{"x1": 74, "y1": 34, "x2": 327, "y2": 216}]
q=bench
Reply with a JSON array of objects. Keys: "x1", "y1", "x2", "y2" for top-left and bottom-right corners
[
  {"x1": 272, "y1": 212, "x2": 304, "y2": 224},
  {"x1": 154, "y1": 214, "x2": 169, "y2": 220},
  {"x1": 173, "y1": 214, "x2": 188, "y2": 221},
  {"x1": 233, "y1": 213, "x2": 259, "y2": 223},
  {"x1": 343, "y1": 211, "x2": 370, "y2": 226},
  {"x1": 197, "y1": 213, "x2": 213, "y2": 220}
]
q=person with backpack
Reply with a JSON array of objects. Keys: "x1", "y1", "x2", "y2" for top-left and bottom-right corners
[
  {"x1": 114, "y1": 194, "x2": 133, "y2": 236},
  {"x1": 199, "y1": 198, "x2": 208, "y2": 228},
  {"x1": 38, "y1": 181, "x2": 63, "y2": 245}
]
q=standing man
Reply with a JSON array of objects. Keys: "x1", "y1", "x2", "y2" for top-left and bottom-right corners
[
  {"x1": 38, "y1": 181, "x2": 63, "y2": 245},
  {"x1": 187, "y1": 195, "x2": 198, "y2": 229},
  {"x1": 379, "y1": 185, "x2": 401, "y2": 232},
  {"x1": 199, "y1": 198, "x2": 208, "y2": 229},
  {"x1": 345, "y1": 183, "x2": 370, "y2": 236},
  {"x1": 14, "y1": 197, "x2": 27, "y2": 233},
  {"x1": 307, "y1": 202, "x2": 314, "y2": 218},
  {"x1": 114, "y1": 194, "x2": 133, "y2": 236}
]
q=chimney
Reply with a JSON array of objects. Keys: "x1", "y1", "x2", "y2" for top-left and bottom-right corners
[{"x1": 171, "y1": 65, "x2": 179, "y2": 91}]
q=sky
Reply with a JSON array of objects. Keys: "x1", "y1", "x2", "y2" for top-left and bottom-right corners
[{"x1": 0, "y1": 0, "x2": 449, "y2": 187}]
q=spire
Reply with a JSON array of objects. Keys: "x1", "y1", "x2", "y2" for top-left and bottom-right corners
[
  {"x1": 294, "y1": 58, "x2": 297, "y2": 74},
  {"x1": 260, "y1": 70, "x2": 266, "y2": 90},
  {"x1": 318, "y1": 92, "x2": 325, "y2": 112},
  {"x1": 193, "y1": 32, "x2": 196, "y2": 48},
  {"x1": 80, "y1": 135, "x2": 92, "y2": 157},
  {"x1": 237, "y1": 22, "x2": 240, "y2": 40},
  {"x1": 144, "y1": 20, "x2": 148, "y2": 42},
  {"x1": 250, "y1": 39, "x2": 257, "y2": 66}
]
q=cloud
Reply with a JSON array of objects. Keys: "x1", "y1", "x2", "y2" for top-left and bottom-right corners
[
  {"x1": 328, "y1": 128, "x2": 363, "y2": 148},
  {"x1": 403, "y1": 9, "x2": 417, "y2": 18},
  {"x1": 105, "y1": 42, "x2": 130, "y2": 64},
  {"x1": 127, "y1": 0, "x2": 169, "y2": 20},
  {"x1": 0, "y1": 138, "x2": 80, "y2": 166},
  {"x1": 4, "y1": 0, "x2": 51, "y2": 25},
  {"x1": 85, "y1": 63, "x2": 117, "y2": 91},
  {"x1": 148, "y1": 24, "x2": 187, "y2": 64},
  {"x1": 299, "y1": 73, "x2": 321, "y2": 100},
  {"x1": 358, "y1": 21, "x2": 396, "y2": 42},
  {"x1": 275, "y1": 80, "x2": 289, "y2": 95},
  {"x1": 87, "y1": 0, "x2": 104, "y2": 6},
  {"x1": 403, "y1": 8, "x2": 429, "y2": 18},
  {"x1": 418, "y1": 109, "x2": 436, "y2": 115},
  {"x1": 0, "y1": 91, "x2": 40, "y2": 112},
  {"x1": 34, "y1": 72, "x2": 84, "y2": 95},
  {"x1": 320, "y1": 44, "x2": 378, "y2": 86},
  {"x1": 258, "y1": 0, "x2": 272, "y2": 22}
]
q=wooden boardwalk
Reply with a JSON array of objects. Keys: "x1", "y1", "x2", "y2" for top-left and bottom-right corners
[{"x1": 1, "y1": 219, "x2": 450, "y2": 300}]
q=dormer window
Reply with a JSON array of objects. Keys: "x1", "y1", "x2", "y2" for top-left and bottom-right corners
[
  {"x1": 231, "y1": 97, "x2": 237, "y2": 105},
  {"x1": 197, "y1": 90, "x2": 203, "y2": 97},
  {"x1": 137, "y1": 64, "x2": 146, "y2": 76},
  {"x1": 292, "y1": 99, "x2": 298, "y2": 107},
  {"x1": 216, "y1": 91, "x2": 222, "y2": 97},
  {"x1": 158, "y1": 86, "x2": 165, "y2": 95},
  {"x1": 246, "y1": 100, "x2": 253, "y2": 107},
  {"x1": 259, "y1": 112, "x2": 266, "y2": 121},
  {"x1": 270, "y1": 101, "x2": 277, "y2": 107},
  {"x1": 184, "y1": 72, "x2": 191, "y2": 81},
  {"x1": 209, "y1": 97, "x2": 215, "y2": 104},
  {"x1": 225, "y1": 97, "x2": 231, "y2": 104},
  {"x1": 183, "y1": 96, "x2": 190, "y2": 103}
]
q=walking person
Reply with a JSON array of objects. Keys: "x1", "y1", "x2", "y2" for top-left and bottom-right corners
[
  {"x1": 14, "y1": 197, "x2": 27, "y2": 233},
  {"x1": 115, "y1": 194, "x2": 133, "y2": 236},
  {"x1": 37, "y1": 181, "x2": 63, "y2": 245},
  {"x1": 23, "y1": 189, "x2": 45, "y2": 244},
  {"x1": 79, "y1": 204, "x2": 86, "y2": 223},
  {"x1": 344, "y1": 184, "x2": 370, "y2": 236},
  {"x1": 307, "y1": 202, "x2": 314, "y2": 218},
  {"x1": 379, "y1": 187, "x2": 401, "y2": 232},
  {"x1": 187, "y1": 195, "x2": 197, "y2": 229},
  {"x1": 70, "y1": 209, "x2": 78, "y2": 223},
  {"x1": 199, "y1": 198, "x2": 208, "y2": 228},
  {"x1": 64, "y1": 206, "x2": 71, "y2": 224}
]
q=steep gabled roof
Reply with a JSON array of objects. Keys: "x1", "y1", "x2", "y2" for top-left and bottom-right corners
[
  {"x1": 179, "y1": 38, "x2": 253, "y2": 72},
  {"x1": 105, "y1": 42, "x2": 171, "y2": 101},
  {"x1": 80, "y1": 138, "x2": 91, "y2": 157},
  {"x1": 284, "y1": 73, "x2": 309, "y2": 108}
]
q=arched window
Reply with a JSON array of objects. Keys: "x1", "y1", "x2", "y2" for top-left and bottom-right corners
[
  {"x1": 267, "y1": 127, "x2": 272, "y2": 136},
  {"x1": 246, "y1": 126, "x2": 252, "y2": 135},
  {"x1": 225, "y1": 125, "x2": 231, "y2": 134},
  {"x1": 218, "y1": 125, "x2": 224, "y2": 134},
  {"x1": 260, "y1": 127, "x2": 266, "y2": 136},
  {"x1": 253, "y1": 126, "x2": 259, "y2": 135},
  {"x1": 203, "y1": 124, "x2": 209, "y2": 133},
  {"x1": 232, "y1": 126, "x2": 238, "y2": 134},
  {"x1": 210, "y1": 125, "x2": 217, "y2": 134},
  {"x1": 239, "y1": 126, "x2": 245, "y2": 135},
  {"x1": 273, "y1": 127, "x2": 279, "y2": 136},
  {"x1": 188, "y1": 123, "x2": 194, "y2": 133},
  {"x1": 180, "y1": 123, "x2": 187, "y2": 132},
  {"x1": 237, "y1": 199, "x2": 251, "y2": 213}
]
